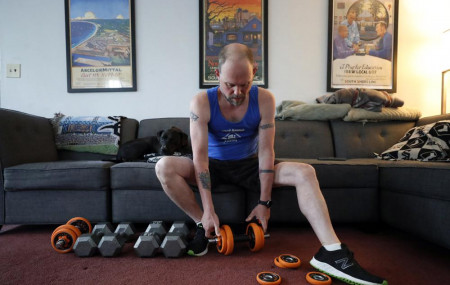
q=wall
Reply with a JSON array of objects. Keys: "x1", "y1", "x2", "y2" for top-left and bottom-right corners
[{"x1": 1, "y1": 0, "x2": 449, "y2": 120}]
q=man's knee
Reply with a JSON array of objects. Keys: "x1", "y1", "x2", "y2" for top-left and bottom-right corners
[
  {"x1": 295, "y1": 163, "x2": 317, "y2": 183},
  {"x1": 155, "y1": 157, "x2": 172, "y2": 181}
]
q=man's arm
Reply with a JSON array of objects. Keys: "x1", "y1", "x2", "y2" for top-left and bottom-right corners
[
  {"x1": 189, "y1": 92, "x2": 220, "y2": 237},
  {"x1": 246, "y1": 88, "x2": 276, "y2": 232}
]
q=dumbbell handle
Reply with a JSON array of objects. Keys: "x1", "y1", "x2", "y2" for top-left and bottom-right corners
[{"x1": 208, "y1": 233, "x2": 270, "y2": 244}]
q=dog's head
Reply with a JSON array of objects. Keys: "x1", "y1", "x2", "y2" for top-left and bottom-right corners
[{"x1": 157, "y1": 126, "x2": 190, "y2": 155}]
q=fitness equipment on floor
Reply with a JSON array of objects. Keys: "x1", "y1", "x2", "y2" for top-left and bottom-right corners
[
  {"x1": 50, "y1": 217, "x2": 92, "y2": 253},
  {"x1": 98, "y1": 223, "x2": 136, "y2": 257},
  {"x1": 73, "y1": 223, "x2": 114, "y2": 257},
  {"x1": 274, "y1": 254, "x2": 301, "y2": 269},
  {"x1": 209, "y1": 222, "x2": 270, "y2": 255},
  {"x1": 305, "y1": 272, "x2": 332, "y2": 285},
  {"x1": 256, "y1": 272, "x2": 282, "y2": 285},
  {"x1": 160, "y1": 221, "x2": 190, "y2": 258},
  {"x1": 134, "y1": 221, "x2": 167, "y2": 257}
]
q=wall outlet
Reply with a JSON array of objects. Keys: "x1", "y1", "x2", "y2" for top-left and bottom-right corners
[{"x1": 7, "y1": 64, "x2": 21, "y2": 78}]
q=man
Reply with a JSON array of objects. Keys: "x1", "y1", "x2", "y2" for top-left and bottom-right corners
[
  {"x1": 369, "y1": 21, "x2": 392, "y2": 60},
  {"x1": 334, "y1": 25, "x2": 359, "y2": 59},
  {"x1": 156, "y1": 43, "x2": 387, "y2": 285},
  {"x1": 341, "y1": 7, "x2": 360, "y2": 49}
]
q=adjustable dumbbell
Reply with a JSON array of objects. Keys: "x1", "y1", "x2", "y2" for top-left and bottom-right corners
[
  {"x1": 134, "y1": 221, "x2": 167, "y2": 257},
  {"x1": 73, "y1": 223, "x2": 114, "y2": 257},
  {"x1": 51, "y1": 217, "x2": 92, "y2": 253},
  {"x1": 160, "y1": 221, "x2": 190, "y2": 258},
  {"x1": 98, "y1": 223, "x2": 136, "y2": 257},
  {"x1": 209, "y1": 222, "x2": 270, "y2": 255}
]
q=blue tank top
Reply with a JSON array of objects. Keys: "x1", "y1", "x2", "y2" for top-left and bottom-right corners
[{"x1": 207, "y1": 85, "x2": 260, "y2": 160}]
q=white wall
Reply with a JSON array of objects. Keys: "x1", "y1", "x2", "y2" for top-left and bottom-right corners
[{"x1": 1, "y1": 0, "x2": 449, "y2": 120}]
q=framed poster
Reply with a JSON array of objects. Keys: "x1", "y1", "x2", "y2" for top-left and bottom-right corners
[
  {"x1": 199, "y1": 0, "x2": 268, "y2": 88},
  {"x1": 327, "y1": 0, "x2": 398, "y2": 92},
  {"x1": 65, "y1": 0, "x2": 137, "y2": 93}
]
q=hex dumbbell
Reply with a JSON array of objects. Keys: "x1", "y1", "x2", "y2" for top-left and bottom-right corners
[
  {"x1": 73, "y1": 223, "x2": 114, "y2": 257},
  {"x1": 134, "y1": 221, "x2": 167, "y2": 257},
  {"x1": 160, "y1": 221, "x2": 190, "y2": 258},
  {"x1": 51, "y1": 217, "x2": 92, "y2": 253},
  {"x1": 209, "y1": 223, "x2": 270, "y2": 255},
  {"x1": 98, "y1": 223, "x2": 136, "y2": 257}
]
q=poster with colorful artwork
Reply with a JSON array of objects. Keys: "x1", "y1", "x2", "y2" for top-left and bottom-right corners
[
  {"x1": 65, "y1": 0, "x2": 136, "y2": 92},
  {"x1": 327, "y1": 0, "x2": 398, "y2": 92},
  {"x1": 200, "y1": 0, "x2": 268, "y2": 88}
]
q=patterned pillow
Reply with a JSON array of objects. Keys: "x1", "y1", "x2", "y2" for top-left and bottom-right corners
[
  {"x1": 376, "y1": 120, "x2": 450, "y2": 161},
  {"x1": 51, "y1": 114, "x2": 122, "y2": 155}
]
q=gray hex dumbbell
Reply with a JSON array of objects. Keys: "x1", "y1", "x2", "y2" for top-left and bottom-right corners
[
  {"x1": 98, "y1": 223, "x2": 136, "y2": 257},
  {"x1": 134, "y1": 221, "x2": 167, "y2": 257},
  {"x1": 160, "y1": 221, "x2": 190, "y2": 258},
  {"x1": 73, "y1": 223, "x2": 114, "y2": 257}
]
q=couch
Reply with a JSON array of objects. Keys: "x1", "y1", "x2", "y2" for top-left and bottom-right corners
[{"x1": 1, "y1": 108, "x2": 449, "y2": 249}]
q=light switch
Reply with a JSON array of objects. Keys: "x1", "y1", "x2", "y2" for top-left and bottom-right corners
[{"x1": 7, "y1": 64, "x2": 21, "y2": 78}]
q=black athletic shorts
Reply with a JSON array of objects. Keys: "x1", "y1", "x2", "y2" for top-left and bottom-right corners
[{"x1": 208, "y1": 156, "x2": 280, "y2": 192}]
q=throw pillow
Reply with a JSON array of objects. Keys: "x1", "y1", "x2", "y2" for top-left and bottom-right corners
[
  {"x1": 51, "y1": 114, "x2": 123, "y2": 155},
  {"x1": 376, "y1": 120, "x2": 450, "y2": 161},
  {"x1": 344, "y1": 107, "x2": 421, "y2": 122},
  {"x1": 275, "y1": 101, "x2": 351, "y2": 121}
]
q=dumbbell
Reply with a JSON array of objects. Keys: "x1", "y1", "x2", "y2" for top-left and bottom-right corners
[
  {"x1": 209, "y1": 222, "x2": 270, "y2": 255},
  {"x1": 51, "y1": 217, "x2": 92, "y2": 253},
  {"x1": 73, "y1": 223, "x2": 114, "y2": 257},
  {"x1": 134, "y1": 221, "x2": 167, "y2": 257},
  {"x1": 98, "y1": 223, "x2": 136, "y2": 257},
  {"x1": 160, "y1": 221, "x2": 190, "y2": 258}
]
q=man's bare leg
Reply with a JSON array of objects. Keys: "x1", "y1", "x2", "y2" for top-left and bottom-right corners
[
  {"x1": 274, "y1": 162, "x2": 340, "y2": 246},
  {"x1": 155, "y1": 156, "x2": 203, "y2": 223}
]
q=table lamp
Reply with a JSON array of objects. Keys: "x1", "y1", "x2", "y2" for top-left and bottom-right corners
[{"x1": 442, "y1": 29, "x2": 450, "y2": 114}]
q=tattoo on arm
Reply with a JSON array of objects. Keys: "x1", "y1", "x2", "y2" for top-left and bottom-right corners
[
  {"x1": 190, "y1": 111, "x2": 199, "y2": 122},
  {"x1": 259, "y1": 169, "x2": 275, "y2": 174},
  {"x1": 199, "y1": 170, "x2": 211, "y2": 191},
  {"x1": 260, "y1": 123, "x2": 274, "y2": 130}
]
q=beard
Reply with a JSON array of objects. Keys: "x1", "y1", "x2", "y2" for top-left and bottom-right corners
[{"x1": 224, "y1": 94, "x2": 245, "y2": 106}]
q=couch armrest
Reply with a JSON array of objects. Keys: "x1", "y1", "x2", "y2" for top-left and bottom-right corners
[
  {"x1": 0, "y1": 108, "x2": 58, "y2": 169},
  {"x1": 416, "y1": 114, "x2": 450, "y2": 126}
]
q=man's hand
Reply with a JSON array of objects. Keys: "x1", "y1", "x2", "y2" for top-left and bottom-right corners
[
  {"x1": 201, "y1": 211, "x2": 221, "y2": 238},
  {"x1": 246, "y1": 204, "x2": 270, "y2": 233}
]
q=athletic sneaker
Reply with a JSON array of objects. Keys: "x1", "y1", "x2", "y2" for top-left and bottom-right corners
[
  {"x1": 310, "y1": 244, "x2": 388, "y2": 285},
  {"x1": 187, "y1": 223, "x2": 209, "y2": 256}
]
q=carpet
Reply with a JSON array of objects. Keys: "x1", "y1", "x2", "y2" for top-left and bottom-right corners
[{"x1": 1, "y1": 224, "x2": 449, "y2": 285}]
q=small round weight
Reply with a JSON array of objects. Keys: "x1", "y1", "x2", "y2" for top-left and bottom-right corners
[
  {"x1": 256, "y1": 272, "x2": 282, "y2": 285},
  {"x1": 222, "y1": 225, "x2": 234, "y2": 255},
  {"x1": 51, "y1": 225, "x2": 80, "y2": 253},
  {"x1": 246, "y1": 223, "x2": 264, "y2": 252},
  {"x1": 67, "y1": 217, "x2": 92, "y2": 234},
  {"x1": 306, "y1": 272, "x2": 332, "y2": 285},
  {"x1": 274, "y1": 256, "x2": 286, "y2": 268},
  {"x1": 278, "y1": 254, "x2": 301, "y2": 268}
]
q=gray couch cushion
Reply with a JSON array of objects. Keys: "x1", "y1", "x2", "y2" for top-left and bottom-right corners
[
  {"x1": 4, "y1": 161, "x2": 114, "y2": 191},
  {"x1": 331, "y1": 120, "x2": 416, "y2": 158},
  {"x1": 139, "y1": 118, "x2": 189, "y2": 138},
  {"x1": 274, "y1": 121, "x2": 334, "y2": 158},
  {"x1": 0, "y1": 108, "x2": 58, "y2": 168}
]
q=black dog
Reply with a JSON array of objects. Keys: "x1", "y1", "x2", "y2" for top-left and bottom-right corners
[{"x1": 116, "y1": 126, "x2": 191, "y2": 162}]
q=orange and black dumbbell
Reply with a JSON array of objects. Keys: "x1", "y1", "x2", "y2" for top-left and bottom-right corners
[
  {"x1": 50, "y1": 217, "x2": 92, "y2": 253},
  {"x1": 209, "y1": 222, "x2": 270, "y2": 255}
]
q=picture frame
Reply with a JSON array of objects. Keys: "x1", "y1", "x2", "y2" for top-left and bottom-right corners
[
  {"x1": 199, "y1": 0, "x2": 268, "y2": 89},
  {"x1": 327, "y1": 0, "x2": 398, "y2": 92},
  {"x1": 64, "y1": 0, "x2": 137, "y2": 93}
]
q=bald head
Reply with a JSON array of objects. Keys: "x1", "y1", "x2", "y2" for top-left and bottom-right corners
[{"x1": 218, "y1": 43, "x2": 254, "y2": 72}]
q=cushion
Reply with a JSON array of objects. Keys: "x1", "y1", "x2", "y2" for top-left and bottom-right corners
[
  {"x1": 377, "y1": 120, "x2": 450, "y2": 161},
  {"x1": 51, "y1": 114, "x2": 123, "y2": 155},
  {"x1": 275, "y1": 101, "x2": 351, "y2": 121},
  {"x1": 343, "y1": 107, "x2": 421, "y2": 122},
  {"x1": 4, "y1": 161, "x2": 114, "y2": 191}
]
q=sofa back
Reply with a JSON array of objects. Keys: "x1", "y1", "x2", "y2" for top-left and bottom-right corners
[
  {"x1": 331, "y1": 120, "x2": 416, "y2": 158},
  {"x1": 0, "y1": 108, "x2": 58, "y2": 168}
]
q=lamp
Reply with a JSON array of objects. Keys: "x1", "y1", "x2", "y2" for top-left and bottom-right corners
[{"x1": 442, "y1": 29, "x2": 450, "y2": 114}]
